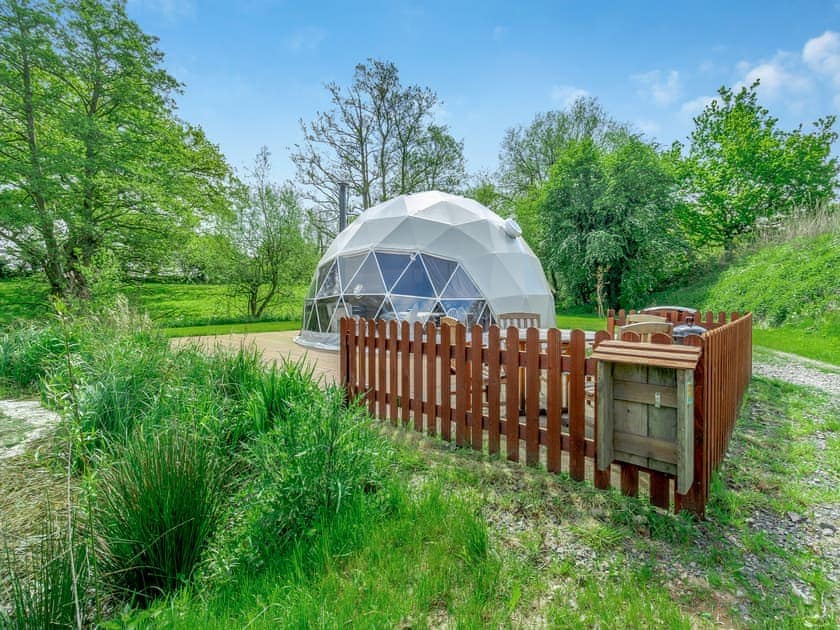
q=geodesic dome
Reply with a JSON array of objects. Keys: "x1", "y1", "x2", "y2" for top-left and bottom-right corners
[{"x1": 295, "y1": 191, "x2": 555, "y2": 350}]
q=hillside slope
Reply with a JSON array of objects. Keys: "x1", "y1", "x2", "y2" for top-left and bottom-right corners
[{"x1": 648, "y1": 231, "x2": 839, "y2": 364}]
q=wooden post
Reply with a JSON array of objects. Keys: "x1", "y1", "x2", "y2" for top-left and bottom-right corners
[
  {"x1": 400, "y1": 321, "x2": 410, "y2": 427},
  {"x1": 455, "y1": 323, "x2": 467, "y2": 447},
  {"x1": 388, "y1": 320, "x2": 398, "y2": 425},
  {"x1": 367, "y1": 319, "x2": 376, "y2": 416},
  {"x1": 377, "y1": 320, "x2": 386, "y2": 419}
]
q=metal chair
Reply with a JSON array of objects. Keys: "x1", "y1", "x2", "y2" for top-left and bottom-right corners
[{"x1": 498, "y1": 312, "x2": 540, "y2": 329}]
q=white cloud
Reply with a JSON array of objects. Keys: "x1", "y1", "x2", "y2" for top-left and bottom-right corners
[
  {"x1": 492, "y1": 25, "x2": 507, "y2": 41},
  {"x1": 680, "y1": 95, "x2": 716, "y2": 117},
  {"x1": 739, "y1": 52, "x2": 812, "y2": 98},
  {"x1": 803, "y1": 31, "x2": 840, "y2": 86},
  {"x1": 631, "y1": 69, "x2": 681, "y2": 106},
  {"x1": 550, "y1": 85, "x2": 589, "y2": 107},
  {"x1": 285, "y1": 27, "x2": 328, "y2": 53}
]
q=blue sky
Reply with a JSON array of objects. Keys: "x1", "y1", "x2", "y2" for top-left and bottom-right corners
[{"x1": 126, "y1": 0, "x2": 840, "y2": 182}]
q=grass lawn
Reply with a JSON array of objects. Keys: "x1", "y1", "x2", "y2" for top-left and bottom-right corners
[
  {"x1": 112, "y1": 375, "x2": 837, "y2": 627},
  {"x1": 164, "y1": 319, "x2": 302, "y2": 337}
]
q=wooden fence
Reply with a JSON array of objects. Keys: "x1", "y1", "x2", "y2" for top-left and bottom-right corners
[{"x1": 339, "y1": 312, "x2": 752, "y2": 517}]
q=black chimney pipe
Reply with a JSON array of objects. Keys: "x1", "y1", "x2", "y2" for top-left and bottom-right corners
[{"x1": 338, "y1": 182, "x2": 348, "y2": 233}]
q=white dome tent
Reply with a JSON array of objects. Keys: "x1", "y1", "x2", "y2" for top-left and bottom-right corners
[{"x1": 295, "y1": 191, "x2": 555, "y2": 350}]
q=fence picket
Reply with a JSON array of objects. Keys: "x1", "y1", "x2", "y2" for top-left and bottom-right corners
[
  {"x1": 413, "y1": 321, "x2": 424, "y2": 432},
  {"x1": 455, "y1": 323, "x2": 467, "y2": 447},
  {"x1": 569, "y1": 329, "x2": 586, "y2": 481},
  {"x1": 505, "y1": 326, "x2": 519, "y2": 462},
  {"x1": 400, "y1": 321, "x2": 410, "y2": 427},
  {"x1": 377, "y1": 320, "x2": 386, "y2": 420},
  {"x1": 367, "y1": 319, "x2": 376, "y2": 415},
  {"x1": 526, "y1": 327, "x2": 540, "y2": 466},
  {"x1": 426, "y1": 321, "x2": 437, "y2": 437},
  {"x1": 440, "y1": 321, "x2": 452, "y2": 441},
  {"x1": 388, "y1": 320, "x2": 398, "y2": 424},
  {"x1": 546, "y1": 328, "x2": 561, "y2": 473},
  {"x1": 488, "y1": 325, "x2": 501, "y2": 455}
]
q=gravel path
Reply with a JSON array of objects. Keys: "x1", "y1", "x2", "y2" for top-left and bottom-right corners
[
  {"x1": 0, "y1": 399, "x2": 60, "y2": 460},
  {"x1": 752, "y1": 351, "x2": 840, "y2": 398}
]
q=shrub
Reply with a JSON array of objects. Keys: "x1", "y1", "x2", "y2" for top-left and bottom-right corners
[
  {"x1": 0, "y1": 322, "x2": 65, "y2": 392},
  {"x1": 247, "y1": 357, "x2": 320, "y2": 434},
  {"x1": 206, "y1": 386, "x2": 391, "y2": 578},
  {"x1": 94, "y1": 423, "x2": 225, "y2": 604}
]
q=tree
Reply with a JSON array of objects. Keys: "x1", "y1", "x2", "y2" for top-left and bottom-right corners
[
  {"x1": 0, "y1": 0, "x2": 232, "y2": 297},
  {"x1": 538, "y1": 135, "x2": 686, "y2": 313},
  {"x1": 498, "y1": 97, "x2": 622, "y2": 197},
  {"x1": 676, "y1": 82, "x2": 838, "y2": 253},
  {"x1": 221, "y1": 147, "x2": 316, "y2": 318},
  {"x1": 291, "y1": 59, "x2": 465, "y2": 243}
]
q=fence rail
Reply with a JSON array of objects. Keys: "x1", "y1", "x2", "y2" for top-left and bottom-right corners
[{"x1": 340, "y1": 312, "x2": 752, "y2": 517}]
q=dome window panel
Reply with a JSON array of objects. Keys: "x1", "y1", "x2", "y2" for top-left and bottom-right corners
[
  {"x1": 345, "y1": 253, "x2": 386, "y2": 295},
  {"x1": 390, "y1": 296, "x2": 437, "y2": 323},
  {"x1": 441, "y1": 266, "x2": 482, "y2": 299},
  {"x1": 391, "y1": 256, "x2": 435, "y2": 297},
  {"x1": 316, "y1": 261, "x2": 341, "y2": 297},
  {"x1": 376, "y1": 297, "x2": 397, "y2": 321},
  {"x1": 305, "y1": 274, "x2": 318, "y2": 299},
  {"x1": 303, "y1": 300, "x2": 317, "y2": 331},
  {"x1": 440, "y1": 299, "x2": 486, "y2": 327},
  {"x1": 338, "y1": 252, "x2": 368, "y2": 290},
  {"x1": 344, "y1": 294, "x2": 386, "y2": 320},
  {"x1": 421, "y1": 254, "x2": 457, "y2": 296},
  {"x1": 375, "y1": 251, "x2": 411, "y2": 290},
  {"x1": 327, "y1": 299, "x2": 350, "y2": 333},
  {"x1": 315, "y1": 297, "x2": 341, "y2": 333}
]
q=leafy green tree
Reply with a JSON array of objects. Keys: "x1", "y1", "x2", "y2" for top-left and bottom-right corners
[
  {"x1": 221, "y1": 148, "x2": 317, "y2": 318},
  {"x1": 675, "y1": 82, "x2": 838, "y2": 253},
  {"x1": 291, "y1": 59, "x2": 465, "y2": 241},
  {"x1": 538, "y1": 135, "x2": 686, "y2": 313},
  {"x1": 498, "y1": 97, "x2": 623, "y2": 197},
  {"x1": 0, "y1": 0, "x2": 232, "y2": 297}
]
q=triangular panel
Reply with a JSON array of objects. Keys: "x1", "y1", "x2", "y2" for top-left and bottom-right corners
[
  {"x1": 375, "y1": 251, "x2": 411, "y2": 290},
  {"x1": 391, "y1": 256, "x2": 434, "y2": 297},
  {"x1": 345, "y1": 253, "x2": 385, "y2": 295},
  {"x1": 344, "y1": 294, "x2": 385, "y2": 321},
  {"x1": 441, "y1": 266, "x2": 482, "y2": 299},
  {"x1": 390, "y1": 296, "x2": 436, "y2": 323},
  {"x1": 339, "y1": 252, "x2": 367, "y2": 291},
  {"x1": 421, "y1": 254, "x2": 457, "y2": 296},
  {"x1": 316, "y1": 261, "x2": 340, "y2": 297}
]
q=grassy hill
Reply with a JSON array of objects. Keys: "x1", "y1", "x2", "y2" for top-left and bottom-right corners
[{"x1": 647, "y1": 230, "x2": 839, "y2": 364}]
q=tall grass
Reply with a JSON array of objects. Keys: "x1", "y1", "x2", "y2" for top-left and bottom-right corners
[
  {"x1": 94, "y1": 423, "x2": 226, "y2": 604},
  {"x1": 2, "y1": 508, "x2": 89, "y2": 629}
]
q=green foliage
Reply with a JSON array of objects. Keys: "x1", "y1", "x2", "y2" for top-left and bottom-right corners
[
  {"x1": 498, "y1": 97, "x2": 623, "y2": 196},
  {"x1": 538, "y1": 135, "x2": 688, "y2": 311},
  {"x1": 208, "y1": 387, "x2": 392, "y2": 578},
  {"x1": 0, "y1": 0, "x2": 233, "y2": 297},
  {"x1": 94, "y1": 422, "x2": 226, "y2": 604},
  {"x1": 648, "y1": 232, "x2": 839, "y2": 326},
  {"x1": 675, "y1": 82, "x2": 838, "y2": 251},
  {"x1": 216, "y1": 148, "x2": 318, "y2": 318},
  {"x1": 0, "y1": 321, "x2": 65, "y2": 391}
]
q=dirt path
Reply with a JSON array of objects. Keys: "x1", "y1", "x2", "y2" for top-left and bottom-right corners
[
  {"x1": 171, "y1": 330, "x2": 340, "y2": 383},
  {"x1": 752, "y1": 349, "x2": 840, "y2": 398}
]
